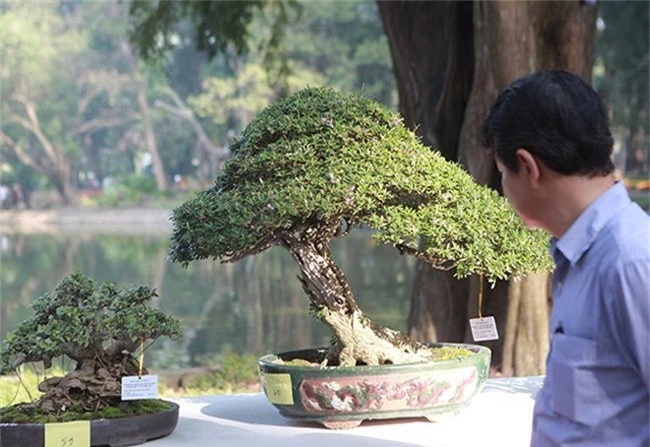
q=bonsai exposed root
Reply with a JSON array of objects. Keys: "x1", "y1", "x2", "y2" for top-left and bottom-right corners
[
  {"x1": 34, "y1": 356, "x2": 142, "y2": 414},
  {"x1": 320, "y1": 308, "x2": 435, "y2": 367}
]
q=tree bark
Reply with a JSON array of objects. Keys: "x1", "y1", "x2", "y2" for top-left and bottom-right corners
[
  {"x1": 379, "y1": 0, "x2": 597, "y2": 376},
  {"x1": 277, "y1": 230, "x2": 429, "y2": 367},
  {"x1": 378, "y1": 1, "x2": 474, "y2": 157},
  {"x1": 501, "y1": 273, "x2": 551, "y2": 376}
]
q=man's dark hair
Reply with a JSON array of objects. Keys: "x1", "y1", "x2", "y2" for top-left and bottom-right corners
[{"x1": 481, "y1": 70, "x2": 614, "y2": 176}]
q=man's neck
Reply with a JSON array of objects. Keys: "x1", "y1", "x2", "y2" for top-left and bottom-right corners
[{"x1": 544, "y1": 174, "x2": 616, "y2": 239}]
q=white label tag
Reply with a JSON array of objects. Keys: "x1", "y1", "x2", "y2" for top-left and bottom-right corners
[
  {"x1": 469, "y1": 316, "x2": 499, "y2": 341},
  {"x1": 121, "y1": 375, "x2": 158, "y2": 400}
]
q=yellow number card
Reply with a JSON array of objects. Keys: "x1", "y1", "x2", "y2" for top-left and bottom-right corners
[
  {"x1": 264, "y1": 373, "x2": 293, "y2": 405},
  {"x1": 45, "y1": 420, "x2": 90, "y2": 447}
]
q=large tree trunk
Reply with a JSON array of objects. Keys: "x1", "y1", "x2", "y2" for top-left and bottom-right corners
[
  {"x1": 379, "y1": 0, "x2": 597, "y2": 376},
  {"x1": 378, "y1": 1, "x2": 474, "y2": 158}
]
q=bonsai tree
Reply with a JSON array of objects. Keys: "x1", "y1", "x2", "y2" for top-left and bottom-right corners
[
  {"x1": 170, "y1": 87, "x2": 552, "y2": 367},
  {"x1": 0, "y1": 273, "x2": 181, "y2": 414}
]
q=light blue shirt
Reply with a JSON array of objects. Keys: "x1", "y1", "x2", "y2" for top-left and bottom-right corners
[{"x1": 531, "y1": 182, "x2": 650, "y2": 447}]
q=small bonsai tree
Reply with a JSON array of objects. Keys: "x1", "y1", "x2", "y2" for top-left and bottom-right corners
[
  {"x1": 170, "y1": 87, "x2": 552, "y2": 367},
  {"x1": 0, "y1": 273, "x2": 181, "y2": 413}
]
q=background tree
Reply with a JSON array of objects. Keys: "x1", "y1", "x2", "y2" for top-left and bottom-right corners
[
  {"x1": 0, "y1": 1, "x2": 214, "y2": 202},
  {"x1": 1, "y1": 1, "x2": 399, "y2": 205},
  {"x1": 0, "y1": 2, "x2": 166, "y2": 203},
  {"x1": 0, "y1": 4, "x2": 87, "y2": 205}
]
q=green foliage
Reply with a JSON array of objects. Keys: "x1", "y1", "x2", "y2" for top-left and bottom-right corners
[
  {"x1": 0, "y1": 273, "x2": 181, "y2": 375},
  {"x1": 128, "y1": 1, "x2": 292, "y2": 62},
  {"x1": 128, "y1": 0, "x2": 303, "y2": 96},
  {"x1": 170, "y1": 87, "x2": 552, "y2": 282}
]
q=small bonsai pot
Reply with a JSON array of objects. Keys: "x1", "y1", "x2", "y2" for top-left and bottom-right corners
[
  {"x1": 0, "y1": 401, "x2": 179, "y2": 447},
  {"x1": 259, "y1": 343, "x2": 490, "y2": 429}
]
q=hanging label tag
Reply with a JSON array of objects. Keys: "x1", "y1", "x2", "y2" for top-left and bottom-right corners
[
  {"x1": 45, "y1": 420, "x2": 90, "y2": 447},
  {"x1": 263, "y1": 373, "x2": 293, "y2": 405},
  {"x1": 469, "y1": 316, "x2": 499, "y2": 341},
  {"x1": 121, "y1": 374, "x2": 158, "y2": 400}
]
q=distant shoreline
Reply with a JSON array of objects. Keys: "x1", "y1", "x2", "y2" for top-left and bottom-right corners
[{"x1": 0, "y1": 208, "x2": 173, "y2": 234}]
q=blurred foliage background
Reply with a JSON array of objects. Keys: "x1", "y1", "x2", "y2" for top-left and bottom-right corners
[{"x1": 1, "y1": 1, "x2": 645, "y2": 209}]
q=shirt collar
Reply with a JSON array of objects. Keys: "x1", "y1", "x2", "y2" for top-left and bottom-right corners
[{"x1": 551, "y1": 182, "x2": 630, "y2": 266}]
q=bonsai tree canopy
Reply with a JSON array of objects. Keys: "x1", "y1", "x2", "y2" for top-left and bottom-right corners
[
  {"x1": 0, "y1": 273, "x2": 181, "y2": 413},
  {"x1": 170, "y1": 87, "x2": 552, "y2": 366}
]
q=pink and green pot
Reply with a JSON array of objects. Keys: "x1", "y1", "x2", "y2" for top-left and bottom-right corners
[{"x1": 258, "y1": 342, "x2": 491, "y2": 429}]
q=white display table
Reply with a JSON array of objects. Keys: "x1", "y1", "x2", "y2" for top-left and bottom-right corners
[{"x1": 148, "y1": 376, "x2": 543, "y2": 447}]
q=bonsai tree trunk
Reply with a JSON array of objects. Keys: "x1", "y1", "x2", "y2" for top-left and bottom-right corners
[
  {"x1": 277, "y1": 230, "x2": 427, "y2": 367},
  {"x1": 379, "y1": 0, "x2": 597, "y2": 375},
  {"x1": 36, "y1": 349, "x2": 141, "y2": 413}
]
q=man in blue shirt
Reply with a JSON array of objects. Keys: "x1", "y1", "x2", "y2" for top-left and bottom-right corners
[{"x1": 481, "y1": 70, "x2": 649, "y2": 446}]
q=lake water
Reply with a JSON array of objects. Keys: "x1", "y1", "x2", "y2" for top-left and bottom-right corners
[{"x1": 0, "y1": 230, "x2": 414, "y2": 370}]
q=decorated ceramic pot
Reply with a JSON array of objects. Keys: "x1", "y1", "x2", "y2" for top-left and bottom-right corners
[{"x1": 258, "y1": 342, "x2": 491, "y2": 429}]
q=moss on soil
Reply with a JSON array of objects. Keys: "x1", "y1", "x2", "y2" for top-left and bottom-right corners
[{"x1": 0, "y1": 399, "x2": 172, "y2": 424}]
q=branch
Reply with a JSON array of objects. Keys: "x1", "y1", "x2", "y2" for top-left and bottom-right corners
[
  {"x1": 75, "y1": 113, "x2": 137, "y2": 135},
  {"x1": 154, "y1": 100, "x2": 192, "y2": 120},
  {"x1": 0, "y1": 130, "x2": 48, "y2": 172},
  {"x1": 6, "y1": 113, "x2": 34, "y2": 132},
  {"x1": 12, "y1": 93, "x2": 41, "y2": 130},
  {"x1": 155, "y1": 86, "x2": 230, "y2": 159},
  {"x1": 223, "y1": 233, "x2": 277, "y2": 263},
  {"x1": 301, "y1": 218, "x2": 339, "y2": 243},
  {"x1": 105, "y1": 336, "x2": 140, "y2": 359},
  {"x1": 77, "y1": 71, "x2": 134, "y2": 116},
  {"x1": 77, "y1": 84, "x2": 106, "y2": 117},
  {"x1": 395, "y1": 243, "x2": 458, "y2": 271},
  {"x1": 10, "y1": 95, "x2": 60, "y2": 164},
  {"x1": 60, "y1": 343, "x2": 90, "y2": 363}
]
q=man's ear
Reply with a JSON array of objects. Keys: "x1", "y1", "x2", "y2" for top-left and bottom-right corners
[{"x1": 515, "y1": 149, "x2": 540, "y2": 188}]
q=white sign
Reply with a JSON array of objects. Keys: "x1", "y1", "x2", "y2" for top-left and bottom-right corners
[
  {"x1": 121, "y1": 375, "x2": 158, "y2": 400},
  {"x1": 469, "y1": 316, "x2": 499, "y2": 342}
]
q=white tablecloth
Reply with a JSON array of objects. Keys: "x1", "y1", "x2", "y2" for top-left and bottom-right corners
[{"x1": 148, "y1": 376, "x2": 544, "y2": 447}]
